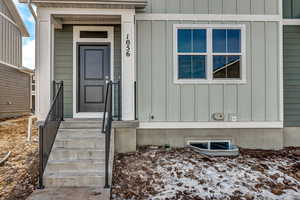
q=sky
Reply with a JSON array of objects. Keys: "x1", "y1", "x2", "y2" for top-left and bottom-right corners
[{"x1": 13, "y1": 0, "x2": 35, "y2": 69}]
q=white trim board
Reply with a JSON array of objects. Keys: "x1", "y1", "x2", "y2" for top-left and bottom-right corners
[
  {"x1": 72, "y1": 26, "x2": 114, "y2": 119},
  {"x1": 136, "y1": 14, "x2": 281, "y2": 22},
  {"x1": 139, "y1": 122, "x2": 283, "y2": 129},
  {"x1": 283, "y1": 19, "x2": 300, "y2": 25}
]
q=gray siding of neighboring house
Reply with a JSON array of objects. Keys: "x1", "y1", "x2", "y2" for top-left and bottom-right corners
[
  {"x1": 137, "y1": 0, "x2": 279, "y2": 15},
  {"x1": 283, "y1": 26, "x2": 300, "y2": 127},
  {"x1": 283, "y1": 0, "x2": 300, "y2": 18},
  {"x1": 54, "y1": 25, "x2": 121, "y2": 118},
  {"x1": 0, "y1": 0, "x2": 22, "y2": 67},
  {"x1": 0, "y1": 63, "x2": 31, "y2": 119},
  {"x1": 136, "y1": 21, "x2": 280, "y2": 122}
]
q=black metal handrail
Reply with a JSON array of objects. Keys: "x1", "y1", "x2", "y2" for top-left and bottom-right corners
[
  {"x1": 38, "y1": 80, "x2": 64, "y2": 189},
  {"x1": 102, "y1": 80, "x2": 113, "y2": 188}
]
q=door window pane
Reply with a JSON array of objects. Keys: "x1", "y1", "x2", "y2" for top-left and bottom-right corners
[
  {"x1": 213, "y1": 55, "x2": 240, "y2": 79},
  {"x1": 178, "y1": 55, "x2": 206, "y2": 79}
]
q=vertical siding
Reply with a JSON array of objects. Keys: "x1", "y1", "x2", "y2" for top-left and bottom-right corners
[
  {"x1": 136, "y1": 21, "x2": 280, "y2": 122},
  {"x1": 283, "y1": 26, "x2": 300, "y2": 126},
  {"x1": 137, "y1": 0, "x2": 279, "y2": 15},
  {"x1": 54, "y1": 26, "x2": 73, "y2": 118},
  {"x1": 0, "y1": 63, "x2": 31, "y2": 119},
  {"x1": 54, "y1": 25, "x2": 121, "y2": 118},
  {"x1": 0, "y1": 0, "x2": 22, "y2": 67},
  {"x1": 283, "y1": 0, "x2": 300, "y2": 18}
]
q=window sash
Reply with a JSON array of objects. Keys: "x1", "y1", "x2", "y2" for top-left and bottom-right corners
[{"x1": 175, "y1": 24, "x2": 246, "y2": 84}]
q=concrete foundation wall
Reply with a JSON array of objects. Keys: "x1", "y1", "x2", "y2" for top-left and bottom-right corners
[
  {"x1": 284, "y1": 127, "x2": 300, "y2": 147},
  {"x1": 136, "y1": 128, "x2": 284, "y2": 150},
  {"x1": 114, "y1": 126, "x2": 300, "y2": 153}
]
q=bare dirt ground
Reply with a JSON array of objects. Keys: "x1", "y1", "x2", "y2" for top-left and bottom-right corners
[
  {"x1": 112, "y1": 146, "x2": 300, "y2": 200},
  {"x1": 0, "y1": 116, "x2": 38, "y2": 200}
]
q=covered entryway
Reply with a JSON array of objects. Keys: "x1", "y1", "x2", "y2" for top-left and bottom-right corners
[{"x1": 35, "y1": 6, "x2": 139, "y2": 121}]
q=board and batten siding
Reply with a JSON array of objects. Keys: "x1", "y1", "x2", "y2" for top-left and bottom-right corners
[
  {"x1": 283, "y1": 0, "x2": 300, "y2": 18},
  {"x1": 283, "y1": 26, "x2": 300, "y2": 127},
  {"x1": 137, "y1": 0, "x2": 279, "y2": 15},
  {"x1": 0, "y1": 63, "x2": 31, "y2": 119},
  {"x1": 136, "y1": 20, "x2": 280, "y2": 122},
  {"x1": 54, "y1": 25, "x2": 121, "y2": 118},
  {"x1": 0, "y1": 0, "x2": 22, "y2": 67}
]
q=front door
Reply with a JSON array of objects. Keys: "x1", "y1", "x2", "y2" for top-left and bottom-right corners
[{"x1": 78, "y1": 45, "x2": 110, "y2": 112}]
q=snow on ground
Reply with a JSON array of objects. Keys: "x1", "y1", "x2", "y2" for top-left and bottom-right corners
[{"x1": 112, "y1": 147, "x2": 300, "y2": 200}]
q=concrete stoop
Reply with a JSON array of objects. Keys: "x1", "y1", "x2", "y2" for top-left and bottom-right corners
[{"x1": 43, "y1": 119, "x2": 114, "y2": 191}]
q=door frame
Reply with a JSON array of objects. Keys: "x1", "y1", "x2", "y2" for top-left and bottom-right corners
[{"x1": 73, "y1": 26, "x2": 114, "y2": 118}]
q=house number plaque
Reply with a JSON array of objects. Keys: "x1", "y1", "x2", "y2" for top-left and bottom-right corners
[{"x1": 126, "y1": 34, "x2": 131, "y2": 57}]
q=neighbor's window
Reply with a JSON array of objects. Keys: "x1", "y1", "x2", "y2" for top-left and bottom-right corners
[{"x1": 174, "y1": 25, "x2": 245, "y2": 84}]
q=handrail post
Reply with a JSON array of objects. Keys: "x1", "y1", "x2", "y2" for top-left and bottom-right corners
[
  {"x1": 118, "y1": 80, "x2": 121, "y2": 121},
  {"x1": 37, "y1": 125, "x2": 45, "y2": 189},
  {"x1": 61, "y1": 81, "x2": 64, "y2": 121}
]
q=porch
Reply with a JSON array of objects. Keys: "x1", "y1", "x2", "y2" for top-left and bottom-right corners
[{"x1": 35, "y1": 7, "x2": 138, "y2": 122}]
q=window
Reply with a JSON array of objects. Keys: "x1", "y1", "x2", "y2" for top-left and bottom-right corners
[
  {"x1": 80, "y1": 31, "x2": 108, "y2": 38},
  {"x1": 174, "y1": 24, "x2": 246, "y2": 84}
]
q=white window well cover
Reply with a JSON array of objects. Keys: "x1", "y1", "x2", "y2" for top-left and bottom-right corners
[{"x1": 174, "y1": 24, "x2": 246, "y2": 84}]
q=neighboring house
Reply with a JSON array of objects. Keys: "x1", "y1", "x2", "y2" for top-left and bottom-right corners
[
  {"x1": 19, "y1": 0, "x2": 300, "y2": 189},
  {"x1": 0, "y1": 0, "x2": 32, "y2": 119}
]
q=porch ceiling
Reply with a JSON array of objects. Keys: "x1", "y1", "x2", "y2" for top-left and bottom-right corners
[
  {"x1": 18, "y1": 0, "x2": 147, "y2": 9},
  {"x1": 54, "y1": 14, "x2": 121, "y2": 25}
]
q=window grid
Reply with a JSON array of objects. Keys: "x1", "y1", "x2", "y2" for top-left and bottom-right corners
[{"x1": 174, "y1": 24, "x2": 246, "y2": 84}]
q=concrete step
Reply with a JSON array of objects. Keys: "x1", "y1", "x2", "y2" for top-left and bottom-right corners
[
  {"x1": 57, "y1": 129, "x2": 104, "y2": 139},
  {"x1": 44, "y1": 171, "x2": 105, "y2": 187},
  {"x1": 53, "y1": 137, "x2": 105, "y2": 149},
  {"x1": 49, "y1": 148, "x2": 105, "y2": 160},
  {"x1": 60, "y1": 120, "x2": 102, "y2": 129},
  {"x1": 46, "y1": 159, "x2": 104, "y2": 173}
]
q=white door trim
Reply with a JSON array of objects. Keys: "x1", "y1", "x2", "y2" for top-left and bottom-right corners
[{"x1": 73, "y1": 26, "x2": 114, "y2": 119}]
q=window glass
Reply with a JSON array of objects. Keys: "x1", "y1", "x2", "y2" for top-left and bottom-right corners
[
  {"x1": 213, "y1": 55, "x2": 240, "y2": 79},
  {"x1": 193, "y1": 29, "x2": 207, "y2": 53},
  {"x1": 178, "y1": 29, "x2": 206, "y2": 53},
  {"x1": 190, "y1": 142, "x2": 209, "y2": 149},
  {"x1": 210, "y1": 142, "x2": 230, "y2": 150},
  {"x1": 227, "y1": 30, "x2": 241, "y2": 53},
  {"x1": 178, "y1": 29, "x2": 192, "y2": 52},
  {"x1": 213, "y1": 29, "x2": 226, "y2": 53},
  {"x1": 178, "y1": 55, "x2": 206, "y2": 79},
  {"x1": 213, "y1": 29, "x2": 241, "y2": 53},
  {"x1": 80, "y1": 31, "x2": 108, "y2": 38}
]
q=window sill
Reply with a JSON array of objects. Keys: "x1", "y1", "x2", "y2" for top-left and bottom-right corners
[{"x1": 174, "y1": 79, "x2": 247, "y2": 85}]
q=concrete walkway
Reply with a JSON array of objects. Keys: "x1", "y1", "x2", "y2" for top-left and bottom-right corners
[{"x1": 27, "y1": 187, "x2": 110, "y2": 200}]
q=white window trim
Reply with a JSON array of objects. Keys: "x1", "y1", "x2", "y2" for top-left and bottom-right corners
[
  {"x1": 73, "y1": 26, "x2": 114, "y2": 119},
  {"x1": 173, "y1": 24, "x2": 247, "y2": 84},
  {"x1": 186, "y1": 139, "x2": 232, "y2": 150}
]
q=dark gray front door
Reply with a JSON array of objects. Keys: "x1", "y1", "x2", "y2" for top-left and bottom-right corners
[{"x1": 78, "y1": 45, "x2": 110, "y2": 112}]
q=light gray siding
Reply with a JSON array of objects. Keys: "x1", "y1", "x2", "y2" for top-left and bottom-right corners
[
  {"x1": 136, "y1": 21, "x2": 280, "y2": 122},
  {"x1": 0, "y1": 63, "x2": 31, "y2": 119},
  {"x1": 283, "y1": 26, "x2": 300, "y2": 127},
  {"x1": 54, "y1": 25, "x2": 121, "y2": 118},
  {"x1": 137, "y1": 0, "x2": 279, "y2": 15},
  {"x1": 0, "y1": 0, "x2": 22, "y2": 67}
]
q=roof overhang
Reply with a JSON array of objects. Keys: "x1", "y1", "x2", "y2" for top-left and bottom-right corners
[
  {"x1": 18, "y1": 0, "x2": 147, "y2": 9},
  {"x1": 4, "y1": 0, "x2": 30, "y2": 37}
]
